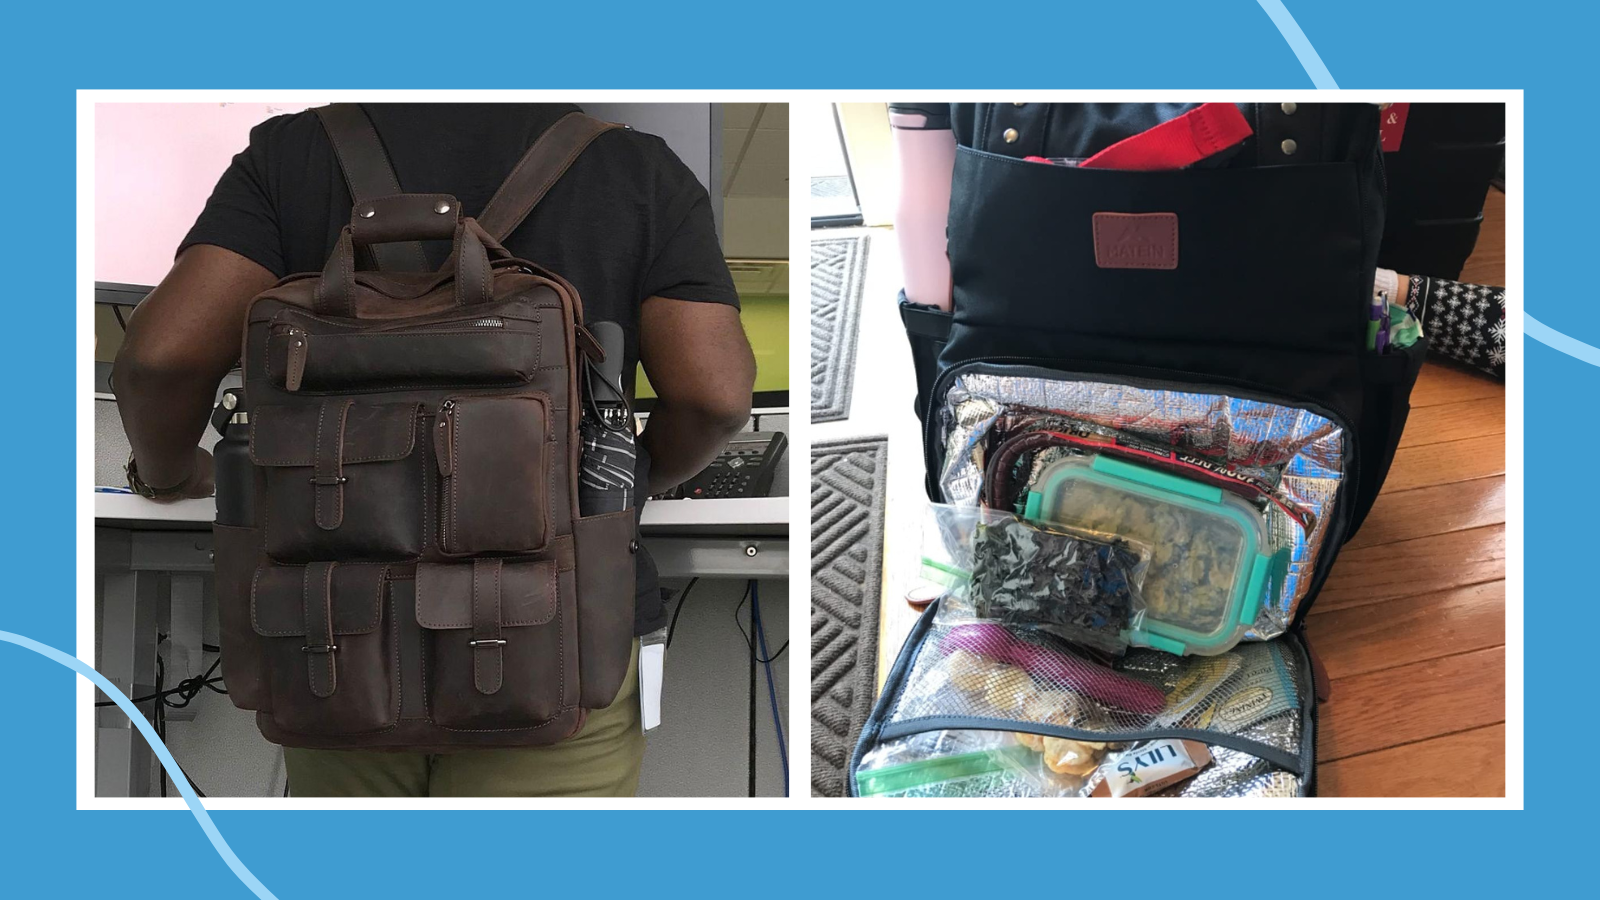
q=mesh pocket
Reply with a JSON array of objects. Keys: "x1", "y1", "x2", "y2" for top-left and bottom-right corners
[
  {"x1": 855, "y1": 727, "x2": 1303, "y2": 798},
  {"x1": 886, "y1": 623, "x2": 1305, "y2": 756}
]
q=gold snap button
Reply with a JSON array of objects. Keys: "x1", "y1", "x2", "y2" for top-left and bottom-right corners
[
  {"x1": 1003, "y1": 128, "x2": 1019, "y2": 143},
  {"x1": 1281, "y1": 138, "x2": 1298, "y2": 155},
  {"x1": 1013, "y1": 102, "x2": 1026, "y2": 107},
  {"x1": 1281, "y1": 102, "x2": 1297, "y2": 115}
]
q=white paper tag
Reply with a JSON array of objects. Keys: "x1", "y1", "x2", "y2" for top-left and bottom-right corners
[{"x1": 639, "y1": 641, "x2": 664, "y2": 732}]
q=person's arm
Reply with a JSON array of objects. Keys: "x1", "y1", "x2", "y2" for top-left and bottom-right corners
[
  {"x1": 637, "y1": 297, "x2": 755, "y2": 494},
  {"x1": 112, "y1": 245, "x2": 278, "y2": 499}
]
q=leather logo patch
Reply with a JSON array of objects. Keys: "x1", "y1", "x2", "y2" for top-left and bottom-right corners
[{"x1": 1092, "y1": 212, "x2": 1178, "y2": 270}]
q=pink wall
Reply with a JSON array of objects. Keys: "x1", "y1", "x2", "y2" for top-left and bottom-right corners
[{"x1": 95, "y1": 102, "x2": 314, "y2": 285}]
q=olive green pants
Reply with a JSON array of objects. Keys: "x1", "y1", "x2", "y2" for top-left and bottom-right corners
[{"x1": 284, "y1": 642, "x2": 643, "y2": 797}]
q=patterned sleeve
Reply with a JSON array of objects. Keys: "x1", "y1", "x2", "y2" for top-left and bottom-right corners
[{"x1": 1405, "y1": 275, "x2": 1505, "y2": 381}]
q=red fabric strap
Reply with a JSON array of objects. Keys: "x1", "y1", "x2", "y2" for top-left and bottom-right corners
[{"x1": 1079, "y1": 103, "x2": 1253, "y2": 171}]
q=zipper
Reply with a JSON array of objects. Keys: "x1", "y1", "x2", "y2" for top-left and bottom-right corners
[
  {"x1": 405, "y1": 316, "x2": 505, "y2": 331},
  {"x1": 279, "y1": 326, "x2": 308, "y2": 392},
  {"x1": 434, "y1": 400, "x2": 457, "y2": 477},
  {"x1": 272, "y1": 311, "x2": 516, "y2": 335},
  {"x1": 923, "y1": 358, "x2": 1359, "y2": 626}
]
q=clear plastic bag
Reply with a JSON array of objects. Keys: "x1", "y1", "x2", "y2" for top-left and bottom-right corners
[
  {"x1": 916, "y1": 503, "x2": 1149, "y2": 654},
  {"x1": 855, "y1": 730, "x2": 1039, "y2": 797}
]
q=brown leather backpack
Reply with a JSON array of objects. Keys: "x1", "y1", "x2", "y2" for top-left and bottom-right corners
[{"x1": 210, "y1": 105, "x2": 637, "y2": 750}]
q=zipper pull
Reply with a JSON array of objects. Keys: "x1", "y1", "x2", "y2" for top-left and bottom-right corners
[
  {"x1": 284, "y1": 327, "x2": 308, "y2": 392},
  {"x1": 434, "y1": 400, "x2": 456, "y2": 477},
  {"x1": 575, "y1": 325, "x2": 605, "y2": 364}
]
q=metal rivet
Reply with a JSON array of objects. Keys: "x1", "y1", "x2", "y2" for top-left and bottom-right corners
[
  {"x1": 434, "y1": 201, "x2": 451, "y2": 214},
  {"x1": 222, "y1": 393, "x2": 238, "y2": 410},
  {"x1": 1281, "y1": 102, "x2": 1297, "y2": 115},
  {"x1": 1013, "y1": 102, "x2": 1026, "y2": 107},
  {"x1": 359, "y1": 207, "x2": 375, "y2": 218},
  {"x1": 1003, "y1": 128, "x2": 1019, "y2": 143},
  {"x1": 1281, "y1": 138, "x2": 1298, "y2": 156}
]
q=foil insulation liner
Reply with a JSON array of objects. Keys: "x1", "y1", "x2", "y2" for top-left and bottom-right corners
[{"x1": 936, "y1": 372, "x2": 1346, "y2": 638}]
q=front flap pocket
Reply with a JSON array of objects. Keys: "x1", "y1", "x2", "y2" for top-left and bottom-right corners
[
  {"x1": 435, "y1": 394, "x2": 551, "y2": 554},
  {"x1": 416, "y1": 560, "x2": 564, "y2": 730},
  {"x1": 252, "y1": 401, "x2": 424, "y2": 561},
  {"x1": 250, "y1": 562, "x2": 397, "y2": 735}
]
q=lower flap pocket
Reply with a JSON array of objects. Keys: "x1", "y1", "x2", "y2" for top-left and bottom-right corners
[
  {"x1": 250, "y1": 562, "x2": 397, "y2": 735},
  {"x1": 416, "y1": 560, "x2": 565, "y2": 730}
]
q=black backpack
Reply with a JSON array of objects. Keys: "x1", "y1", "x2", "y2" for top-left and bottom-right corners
[{"x1": 860, "y1": 103, "x2": 1427, "y2": 797}]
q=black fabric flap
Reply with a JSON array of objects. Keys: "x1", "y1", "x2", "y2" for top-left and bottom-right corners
[
  {"x1": 250, "y1": 563, "x2": 386, "y2": 637},
  {"x1": 415, "y1": 560, "x2": 557, "y2": 630},
  {"x1": 249, "y1": 402, "x2": 418, "y2": 467}
]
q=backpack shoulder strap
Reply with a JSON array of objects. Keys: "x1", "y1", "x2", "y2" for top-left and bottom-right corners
[
  {"x1": 314, "y1": 104, "x2": 428, "y2": 272},
  {"x1": 476, "y1": 112, "x2": 622, "y2": 242}
]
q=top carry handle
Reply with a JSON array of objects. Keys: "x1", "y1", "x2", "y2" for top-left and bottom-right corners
[{"x1": 315, "y1": 104, "x2": 430, "y2": 272}]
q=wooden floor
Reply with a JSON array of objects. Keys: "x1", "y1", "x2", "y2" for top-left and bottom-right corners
[
  {"x1": 870, "y1": 189, "x2": 1508, "y2": 798},
  {"x1": 1313, "y1": 187, "x2": 1506, "y2": 797}
]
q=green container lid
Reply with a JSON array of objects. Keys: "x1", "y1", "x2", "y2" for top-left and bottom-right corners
[{"x1": 1026, "y1": 454, "x2": 1274, "y2": 656}]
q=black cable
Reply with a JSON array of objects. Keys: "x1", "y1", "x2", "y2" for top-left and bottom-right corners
[
  {"x1": 155, "y1": 658, "x2": 166, "y2": 798},
  {"x1": 746, "y1": 596, "x2": 757, "y2": 799},
  {"x1": 750, "y1": 580, "x2": 788, "y2": 796},
  {"x1": 95, "y1": 657, "x2": 225, "y2": 707},
  {"x1": 733, "y1": 584, "x2": 788, "y2": 663},
  {"x1": 106, "y1": 651, "x2": 212, "y2": 799},
  {"x1": 664, "y1": 578, "x2": 700, "y2": 650}
]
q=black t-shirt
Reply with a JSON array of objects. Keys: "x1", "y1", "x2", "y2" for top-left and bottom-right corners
[{"x1": 182, "y1": 103, "x2": 739, "y2": 634}]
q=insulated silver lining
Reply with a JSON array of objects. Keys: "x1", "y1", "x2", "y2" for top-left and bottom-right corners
[{"x1": 935, "y1": 372, "x2": 1347, "y2": 638}]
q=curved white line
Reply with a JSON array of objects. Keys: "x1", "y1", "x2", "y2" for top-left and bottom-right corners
[{"x1": 0, "y1": 630, "x2": 280, "y2": 900}]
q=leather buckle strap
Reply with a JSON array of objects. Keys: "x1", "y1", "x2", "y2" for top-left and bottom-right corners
[
  {"x1": 301, "y1": 562, "x2": 339, "y2": 699},
  {"x1": 313, "y1": 400, "x2": 353, "y2": 531},
  {"x1": 470, "y1": 559, "x2": 505, "y2": 695}
]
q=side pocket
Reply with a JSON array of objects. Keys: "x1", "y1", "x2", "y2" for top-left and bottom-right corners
[
  {"x1": 416, "y1": 560, "x2": 567, "y2": 730},
  {"x1": 434, "y1": 393, "x2": 551, "y2": 555},
  {"x1": 252, "y1": 401, "x2": 424, "y2": 561},
  {"x1": 251, "y1": 562, "x2": 397, "y2": 735},
  {"x1": 574, "y1": 510, "x2": 636, "y2": 708},
  {"x1": 1350, "y1": 335, "x2": 1429, "y2": 537},
  {"x1": 212, "y1": 524, "x2": 269, "y2": 712},
  {"x1": 899, "y1": 292, "x2": 952, "y2": 429}
]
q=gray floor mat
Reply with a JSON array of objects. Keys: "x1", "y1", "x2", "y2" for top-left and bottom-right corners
[
  {"x1": 810, "y1": 436, "x2": 888, "y2": 796},
  {"x1": 810, "y1": 235, "x2": 869, "y2": 423}
]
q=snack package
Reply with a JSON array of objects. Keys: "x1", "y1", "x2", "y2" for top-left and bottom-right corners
[
  {"x1": 918, "y1": 503, "x2": 1150, "y2": 654},
  {"x1": 1189, "y1": 642, "x2": 1297, "y2": 733},
  {"x1": 1091, "y1": 739, "x2": 1213, "y2": 798}
]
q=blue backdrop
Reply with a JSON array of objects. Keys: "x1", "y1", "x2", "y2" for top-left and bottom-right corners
[{"x1": 0, "y1": 1, "x2": 1557, "y2": 896}]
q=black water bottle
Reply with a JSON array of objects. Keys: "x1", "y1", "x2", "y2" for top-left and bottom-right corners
[
  {"x1": 578, "y1": 322, "x2": 636, "y2": 516},
  {"x1": 212, "y1": 389, "x2": 254, "y2": 527}
]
